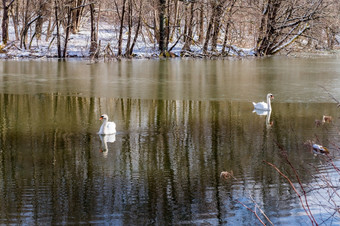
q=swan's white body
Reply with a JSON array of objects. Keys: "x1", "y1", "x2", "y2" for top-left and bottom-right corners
[
  {"x1": 253, "y1": 93, "x2": 274, "y2": 111},
  {"x1": 98, "y1": 114, "x2": 116, "y2": 134}
]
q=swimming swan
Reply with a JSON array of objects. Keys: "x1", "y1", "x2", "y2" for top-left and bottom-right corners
[
  {"x1": 253, "y1": 93, "x2": 274, "y2": 111},
  {"x1": 98, "y1": 114, "x2": 116, "y2": 134}
]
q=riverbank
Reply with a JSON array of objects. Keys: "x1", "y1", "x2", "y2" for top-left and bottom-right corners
[{"x1": 0, "y1": 21, "x2": 339, "y2": 60}]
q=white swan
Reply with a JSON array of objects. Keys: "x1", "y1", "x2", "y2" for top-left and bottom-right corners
[
  {"x1": 253, "y1": 93, "x2": 274, "y2": 111},
  {"x1": 98, "y1": 114, "x2": 116, "y2": 134}
]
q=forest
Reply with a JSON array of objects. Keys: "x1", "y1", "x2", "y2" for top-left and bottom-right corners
[{"x1": 0, "y1": 0, "x2": 339, "y2": 58}]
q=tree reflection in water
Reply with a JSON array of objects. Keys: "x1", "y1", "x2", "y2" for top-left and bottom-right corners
[{"x1": 0, "y1": 93, "x2": 338, "y2": 225}]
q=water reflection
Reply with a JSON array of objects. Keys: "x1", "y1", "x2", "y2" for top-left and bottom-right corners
[
  {"x1": 2, "y1": 58, "x2": 340, "y2": 102},
  {"x1": 98, "y1": 134, "x2": 116, "y2": 157},
  {"x1": 0, "y1": 93, "x2": 338, "y2": 225},
  {"x1": 253, "y1": 109, "x2": 273, "y2": 128}
]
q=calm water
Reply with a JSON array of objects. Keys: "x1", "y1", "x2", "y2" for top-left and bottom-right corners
[{"x1": 0, "y1": 57, "x2": 339, "y2": 225}]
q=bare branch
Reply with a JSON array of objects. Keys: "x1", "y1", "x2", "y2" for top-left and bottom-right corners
[
  {"x1": 236, "y1": 200, "x2": 266, "y2": 226},
  {"x1": 264, "y1": 160, "x2": 317, "y2": 225}
]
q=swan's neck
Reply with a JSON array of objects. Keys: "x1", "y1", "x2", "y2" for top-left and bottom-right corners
[
  {"x1": 100, "y1": 119, "x2": 108, "y2": 133},
  {"x1": 267, "y1": 96, "x2": 272, "y2": 110}
]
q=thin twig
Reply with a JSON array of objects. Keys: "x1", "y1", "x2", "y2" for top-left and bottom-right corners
[
  {"x1": 275, "y1": 141, "x2": 318, "y2": 225},
  {"x1": 264, "y1": 160, "x2": 317, "y2": 225},
  {"x1": 236, "y1": 200, "x2": 266, "y2": 226},
  {"x1": 249, "y1": 195, "x2": 274, "y2": 225},
  {"x1": 319, "y1": 85, "x2": 340, "y2": 107}
]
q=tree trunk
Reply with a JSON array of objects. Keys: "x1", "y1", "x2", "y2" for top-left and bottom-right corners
[
  {"x1": 35, "y1": 16, "x2": 43, "y2": 42},
  {"x1": 63, "y1": 6, "x2": 72, "y2": 58},
  {"x1": 165, "y1": 0, "x2": 170, "y2": 49},
  {"x1": 182, "y1": 1, "x2": 194, "y2": 52},
  {"x1": 2, "y1": 0, "x2": 14, "y2": 45},
  {"x1": 71, "y1": 0, "x2": 84, "y2": 34},
  {"x1": 117, "y1": 0, "x2": 127, "y2": 56},
  {"x1": 20, "y1": 16, "x2": 41, "y2": 49},
  {"x1": 89, "y1": 3, "x2": 97, "y2": 56},
  {"x1": 153, "y1": 6, "x2": 158, "y2": 47},
  {"x1": 11, "y1": 0, "x2": 19, "y2": 40},
  {"x1": 326, "y1": 27, "x2": 335, "y2": 50},
  {"x1": 255, "y1": 0, "x2": 282, "y2": 56},
  {"x1": 170, "y1": 0, "x2": 179, "y2": 43},
  {"x1": 211, "y1": 1, "x2": 226, "y2": 52},
  {"x1": 198, "y1": 1, "x2": 204, "y2": 43},
  {"x1": 158, "y1": 0, "x2": 167, "y2": 53},
  {"x1": 54, "y1": 0, "x2": 61, "y2": 58},
  {"x1": 127, "y1": 0, "x2": 143, "y2": 56},
  {"x1": 182, "y1": 3, "x2": 188, "y2": 44},
  {"x1": 45, "y1": 16, "x2": 52, "y2": 41},
  {"x1": 203, "y1": 5, "x2": 214, "y2": 53},
  {"x1": 22, "y1": 0, "x2": 30, "y2": 46},
  {"x1": 124, "y1": 0, "x2": 132, "y2": 56},
  {"x1": 222, "y1": 0, "x2": 236, "y2": 54},
  {"x1": 35, "y1": 0, "x2": 47, "y2": 42}
]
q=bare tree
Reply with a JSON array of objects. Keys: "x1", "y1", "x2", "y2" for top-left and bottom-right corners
[
  {"x1": 255, "y1": 0, "x2": 326, "y2": 56},
  {"x1": 71, "y1": 0, "x2": 85, "y2": 34},
  {"x1": 211, "y1": 0, "x2": 227, "y2": 52},
  {"x1": 181, "y1": 1, "x2": 195, "y2": 53},
  {"x1": 221, "y1": 0, "x2": 237, "y2": 55},
  {"x1": 35, "y1": 0, "x2": 48, "y2": 42},
  {"x1": 2, "y1": 0, "x2": 15, "y2": 45},
  {"x1": 202, "y1": 3, "x2": 213, "y2": 53},
  {"x1": 125, "y1": 0, "x2": 143, "y2": 56},
  {"x1": 10, "y1": 0, "x2": 20, "y2": 40},
  {"x1": 0, "y1": 0, "x2": 337, "y2": 58}
]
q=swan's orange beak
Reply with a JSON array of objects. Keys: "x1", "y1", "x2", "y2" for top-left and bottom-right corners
[
  {"x1": 271, "y1": 95, "x2": 274, "y2": 99},
  {"x1": 99, "y1": 116, "x2": 103, "y2": 120}
]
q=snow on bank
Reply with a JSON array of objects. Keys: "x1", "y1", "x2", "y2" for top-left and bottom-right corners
[{"x1": 0, "y1": 21, "x2": 256, "y2": 59}]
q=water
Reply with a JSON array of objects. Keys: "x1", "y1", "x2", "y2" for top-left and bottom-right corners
[{"x1": 0, "y1": 57, "x2": 339, "y2": 225}]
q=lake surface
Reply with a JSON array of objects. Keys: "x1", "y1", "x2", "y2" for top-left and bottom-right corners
[{"x1": 0, "y1": 57, "x2": 339, "y2": 225}]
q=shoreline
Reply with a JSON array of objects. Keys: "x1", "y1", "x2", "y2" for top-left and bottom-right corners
[
  {"x1": 0, "y1": 49, "x2": 338, "y2": 61},
  {"x1": 0, "y1": 37, "x2": 339, "y2": 61}
]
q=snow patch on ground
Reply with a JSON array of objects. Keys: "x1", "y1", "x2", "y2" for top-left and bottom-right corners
[{"x1": 0, "y1": 21, "x2": 257, "y2": 59}]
